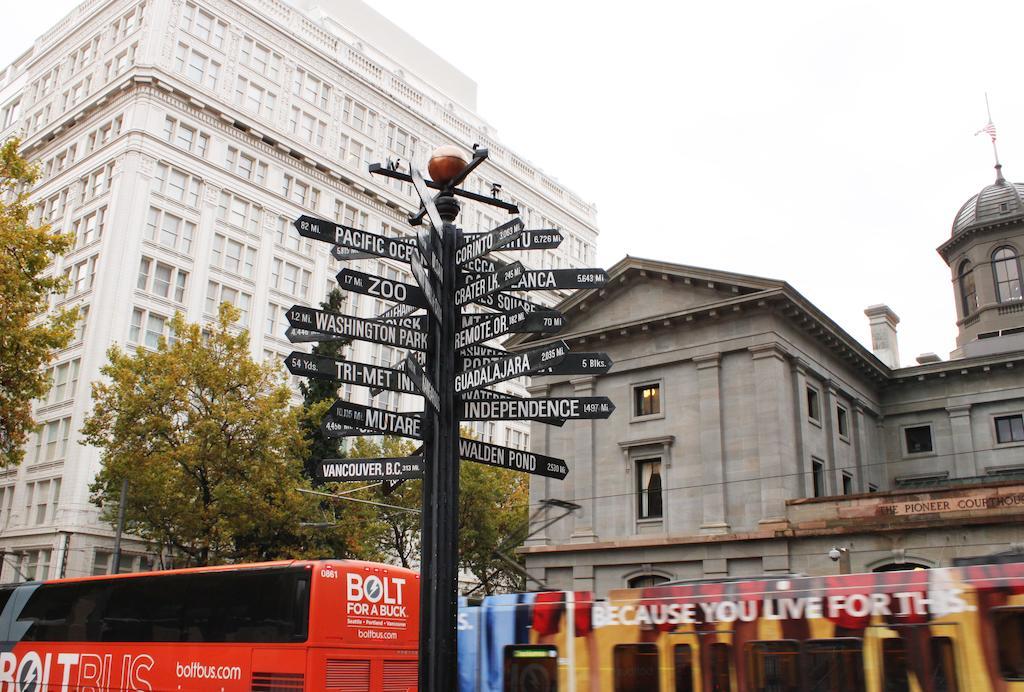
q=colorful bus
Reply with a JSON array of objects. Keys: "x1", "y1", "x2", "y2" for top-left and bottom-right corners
[
  {"x1": 457, "y1": 562, "x2": 1024, "y2": 691},
  {"x1": 0, "y1": 559, "x2": 418, "y2": 691}
]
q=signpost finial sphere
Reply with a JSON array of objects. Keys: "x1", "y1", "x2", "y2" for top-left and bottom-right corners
[{"x1": 428, "y1": 145, "x2": 468, "y2": 186}]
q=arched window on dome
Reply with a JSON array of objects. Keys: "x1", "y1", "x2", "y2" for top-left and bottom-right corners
[
  {"x1": 959, "y1": 260, "x2": 977, "y2": 316},
  {"x1": 992, "y1": 247, "x2": 1023, "y2": 303}
]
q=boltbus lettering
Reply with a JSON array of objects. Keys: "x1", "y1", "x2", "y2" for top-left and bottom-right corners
[{"x1": 0, "y1": 652, "x2": 154, "y2": 692}]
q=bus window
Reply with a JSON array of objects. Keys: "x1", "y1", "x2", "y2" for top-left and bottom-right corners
[
  {"x1": 614, "y1": 643, "x2": 659, "y2": 692},
  {"x1": 673, "y1": 644, "x2": 693, "y2": 692},
  {"x1": 503, "y1": 645, "x2": 558, "y2": 692},
  {"x1": 801, "y1": 639, "x2": 864, "y2": 692},
  {"x1": 931, "y1": 637, "x2": 958, "y2": 692},
  {"x1": 17, "y1": 567, "x2": 311, "y2": 643},
  {"x1": 993, "y1": 609, "x2": 1024, "y2": 680},
  {"x1": 19, "y1": 582, "x2": 91, "y2": 641},
  {"x1": 708, "y1": 643, "x2": 730, "y2": 692},
  {"x1": 881, "y1": 638, "x2": 909, "y2": 692},
  {"x1": 745, "y1": 640, "x2": 799, "y2": 692}
]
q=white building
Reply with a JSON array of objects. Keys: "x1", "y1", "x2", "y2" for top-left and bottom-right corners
[{"x1": 0, "y1": 0, "x2": 599, "y2": 581}]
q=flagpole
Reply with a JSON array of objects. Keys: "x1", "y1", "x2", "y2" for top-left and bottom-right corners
[{"x1": 985, "y1": 92, "x2": 1001, "y2": 167}]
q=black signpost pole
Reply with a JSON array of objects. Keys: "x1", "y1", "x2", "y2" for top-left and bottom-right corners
[
  {"x1": 422, "y1": 199, "x2": 461, "y2": 692},
  {"x1": 286, "y1": 145, "x2": 615, "y2": 692}
]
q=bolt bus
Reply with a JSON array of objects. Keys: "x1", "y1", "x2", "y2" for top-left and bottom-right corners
[{"x1": 0, "y1": 559, "x2": 417, "y2": 691}]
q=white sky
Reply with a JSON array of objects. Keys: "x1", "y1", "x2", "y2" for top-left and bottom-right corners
[{"x1": 6, "y1": 1, "x2": 1024, "y2": 365}]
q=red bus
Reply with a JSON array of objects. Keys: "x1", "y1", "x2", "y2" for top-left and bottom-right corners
[{"x1": 0, "y1": 559, "x2": 418, "y2": 691}]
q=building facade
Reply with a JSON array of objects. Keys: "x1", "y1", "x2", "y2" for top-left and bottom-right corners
[
  {"x1": 517, "y1": 165, "x2": 1024, "y2": 595},
  {"x1": 0, "y1": 0, "x2": 599, "y2": 581}
]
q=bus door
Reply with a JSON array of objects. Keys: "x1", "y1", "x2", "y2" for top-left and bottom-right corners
[
  {"x1": 874, "y1": 623, "x2": 963, "y2": 692},
  {"x1": 668, "y1": 630, "x2": 733, "y2": 692}
]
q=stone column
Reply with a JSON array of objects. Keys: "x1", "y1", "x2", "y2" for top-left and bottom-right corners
[
  {"x1": 790, "y1": 360, "x2": 809, "y2": 496},
  {"x1": 525, "y1": 382, "x2": 552, "y2": 548},
  {"x1": 852, "y1": 400, "x2": 868, "y2": 492},
  {"x1": 824, "y1": 382, "x2": 839, "y2": 488},
  {"x1": 946, "y1": 405, "x2": 977, "y2": 478},
  {"x1": 749, "y1": 344, "x2": 792, "y2": 526},
  {"x1": 694, "y1": 354, "x2": 728, "y2": 533},
  {"x1": 570, "y1": 376, "x2": 597, "y2": 542}
]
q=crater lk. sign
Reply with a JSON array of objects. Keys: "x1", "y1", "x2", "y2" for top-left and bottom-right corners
[{"x1": 876, "y1": 490, "x2": 1024, "y2": 517}]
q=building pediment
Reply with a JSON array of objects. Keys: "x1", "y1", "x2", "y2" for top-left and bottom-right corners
[{"x1": 506, "y1": 256, "x2": 783, "y2": 347}]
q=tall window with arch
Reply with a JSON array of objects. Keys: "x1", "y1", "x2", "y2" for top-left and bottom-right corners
[
  {"x1": 958, "y1": 260, "x2": 977, "y2": 315},
  {"x1": 992, "y1": 246, "x2": 1023, "y2": 302}
]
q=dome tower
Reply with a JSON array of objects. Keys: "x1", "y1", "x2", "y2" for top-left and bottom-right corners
[{"x1": 938, "y1": 164, "x2": 1024, "y2": 357}]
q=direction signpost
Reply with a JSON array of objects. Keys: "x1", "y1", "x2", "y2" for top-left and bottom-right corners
[
  {"x1": 316, "y1": 456, "x2": 424, "y2": 482},
  {"x1": 282, "y1": 147, "x2": 614, "y2": 692}
]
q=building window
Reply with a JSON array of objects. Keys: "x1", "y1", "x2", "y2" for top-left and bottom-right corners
[
  {"x1": 234, "y1": 76, "x2": 277, "y2": 118},
  {"x1": 162, "y1": 116, "x2": 208, "y2": 157},
  {"x1": 72, "y1": 206, "x2": 106, "y2": 248},
  {"x1": 904, "y1": 425, "x2": 934, "y2": 455},
  {"x1": 958, "y1": 260, "x2": 977, "y2": 316},
  {"x1": 137, "y1": 257, "x2": 188, "y2": 303},
  {"x1": 211, "y1": 233, "x2": 258, "y2": 279},
  {"x1": 276, "y1": 216, "x2": 312, "y2": 254},
  {"x1": 812, "y1": 459, "x2": 825, "y2": 497},
  {"x1": 270, "y1": 258, "x2": 311, "y2": 299},
  {"x1": 180, "y1": 2, "x2": 226, "y2": 49},
  {"x1": 205, "y1": 281, "x2": 252, "y2": 326},
  {"x1": 216, "y1": 192, "x2": 261, "y2": 235},
  {"x1": 42, "y1": 359, "x2": 80, "y2": 406},
  {"x1": 868, "y1": 483, "x2": 879, "y2": 493},
  {"x1": 807, "y1": 386, "x2": 821, "y2": 423},
  {"x1": 633, "y1": 383, "x2": 661, "y2": 418},
  {"x1": 129, "y1": 308, "x2": 171, "y2": 350},
  {"x1": 239, "y1": 36, "x2": 282, "y2": 80},
  {"x1": 23, "y1": 549, "x2": 51, "y2": 581},
  {"x1": 996, "y1": 414, "x2": 1024, "y2": 444},
  {"x1": 836, "y1": 405, "x2": 849, "y2": 439},
  {"x1": 145, "y1": 207, "x2": 195, "y2": 254},
  {"x1": 627, "y1": 574, "x2": 670, "y2": 589},
  {"x1": 25, "y1": 479, "x2": 60, "y2": 526},
  {"x1": 33, "y1": 417, "x2": 72, "y2": 464},
  {"x1": 636, "y1": 459, "x2": 663, "y2": 520},
  {"x1": 993, "y1": 246, "x2": 1023, "y2": 303},
  {"x1": 173, "y1": 43, "x2": 220, "y2": 90},
  {"x1": 151, "y1": 163, "x2": 201, "y2": 209},
  {"x1": 842, "y1": 472, "x2": 853, "y2": 495}
]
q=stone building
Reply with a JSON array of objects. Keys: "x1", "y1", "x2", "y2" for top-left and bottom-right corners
[
  {"x1": 516, "y1": 165, "x2": 1024, "y2": 595},
  {"x1": 0, "y1": 0, "x2": 598, "y2": 581}
]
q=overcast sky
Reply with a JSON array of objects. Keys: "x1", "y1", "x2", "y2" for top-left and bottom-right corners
[{"x1": 6, "y1": 1, "x2": 1024, "y2": 365}]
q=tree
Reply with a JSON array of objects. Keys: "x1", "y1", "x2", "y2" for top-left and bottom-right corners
[
  {"x1": 298, "y1": 288, "x2": 350, "y2": 482},
  {"x1": 457, "y1": 457, "x2": 529, "y2": 594},
  {"x1": 82, "y1": 303, "x2": 316, "y2": 566},
  {"x1": 363, "y1": 429, "x2": 529, "y2": 594},
  {"x1": 0, "y1": 138, "x2": 76, "y2": 467}
]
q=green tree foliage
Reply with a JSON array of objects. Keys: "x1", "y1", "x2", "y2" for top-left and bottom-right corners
[
  {"x1": 347, "y1": 429, "x2": 528, "y2": 594},
  {"x1": 83, "y1": 304, "x2": 316, "y2": 566},
  {"x1": 298, "y1": 288, "x2": 349, "y2": 481},
  {"x1": 457, "y1": 449, "x2": 529, "y2": 594},
  {"x1": 0, "y1": 138, "x2": 76, "y2": 467}
]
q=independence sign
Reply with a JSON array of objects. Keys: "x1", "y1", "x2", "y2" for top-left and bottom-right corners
[{"x1": 458, "y1": 397, "x2": 616, "y2": 421}]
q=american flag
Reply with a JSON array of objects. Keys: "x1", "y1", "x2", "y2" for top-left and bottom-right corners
[{"x1": 976, "y1": 121, "x2": 997, "y2": 142}]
